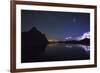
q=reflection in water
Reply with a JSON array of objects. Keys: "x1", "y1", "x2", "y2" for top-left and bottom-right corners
[
  {"x1": 45, "y1": 43, "x2": 90, "y2": 61},
  {"x1": 80, "y1": 45, "x2": 90, "y2": 52},
  {"x1": 65, "y1": 44, "x2": 90, "y2": 52},
  {"x1": 22, "y1": 43, "x2": 90, "y2": 63},
  {"x1": 48, "y1": 43, "x2": 58, "y2": 47}
]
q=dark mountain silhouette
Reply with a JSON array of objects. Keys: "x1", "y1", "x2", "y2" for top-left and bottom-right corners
[
  {"x1": 21, "y1": 26, "x2": 48, "y2": 62},
  {"x1": 65, "y1": 38, "x2": 90, "y2": 46},
  {"x1": 79, "y1": 38, "x2": 90, "y2": 45}
]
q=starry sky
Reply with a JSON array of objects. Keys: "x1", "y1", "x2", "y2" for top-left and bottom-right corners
[{"x1": 21, "y1": 10, "x2": 90, "y2": 41}]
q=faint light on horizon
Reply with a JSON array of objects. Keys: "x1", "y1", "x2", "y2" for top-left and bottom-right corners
[{"x1": 48, "y1": 39, "x2": 59, "y2": 42}]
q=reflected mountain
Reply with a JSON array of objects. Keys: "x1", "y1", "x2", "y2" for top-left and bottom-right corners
[
  {"x1": 45, "y1": 43, "x2": 90, "y2": 61},
  {"x1": 65, "y1": 44, "x2": 90, "y2": 52}
]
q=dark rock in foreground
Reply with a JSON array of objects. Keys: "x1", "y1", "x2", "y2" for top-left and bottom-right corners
[{"x1": 21, "y1": 27, "x2": 48, "y2": 62}]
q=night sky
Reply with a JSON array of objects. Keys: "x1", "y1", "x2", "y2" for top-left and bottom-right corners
[{"x1": 21, "y1": 10, "x2": 90, "y2": 41}]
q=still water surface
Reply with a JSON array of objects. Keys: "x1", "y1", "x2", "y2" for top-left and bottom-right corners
[
  {"x1": 23, "y1": 43, "x2": 90, "y2": 62},
  {"x1": 44, "y1": 43, "x2": 90, "y2": 61}
]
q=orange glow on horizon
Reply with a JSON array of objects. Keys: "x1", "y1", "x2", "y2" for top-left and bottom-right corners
[{"x1": 48, "y1": 39, "x2": 59, "y2": 42}]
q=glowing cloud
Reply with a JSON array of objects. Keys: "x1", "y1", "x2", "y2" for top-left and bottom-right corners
[
  {"x1": 76, "y1": 32, "x2": 90, "y2": 40},
  {"x1": 65, "y1": 32, "x2": 90, "y2": 40},
  {"x1": 65, "y1": 37, "x2": 72, "y2": 40}
]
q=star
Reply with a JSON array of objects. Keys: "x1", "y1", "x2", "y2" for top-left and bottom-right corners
[{"x1": 73, "y1": 18, "x2": 76, "y2": 23}]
